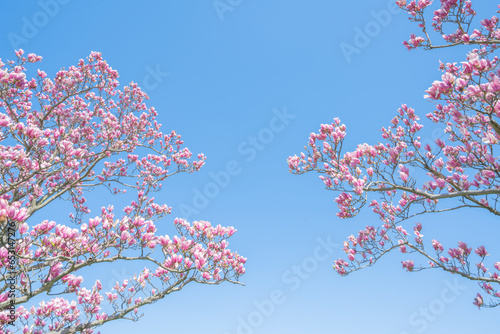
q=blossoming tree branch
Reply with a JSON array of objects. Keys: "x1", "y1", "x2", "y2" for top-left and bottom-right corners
[
  {"x1": 0, "y1": 50, "x2": 246, "y2": 333},
  {"x1": 289, "y1": 0, "x2": 500, "y2": 309}
]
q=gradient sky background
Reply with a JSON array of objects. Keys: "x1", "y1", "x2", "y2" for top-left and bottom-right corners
[{"x1": 1, "y1": 1, "x2": 499, "y2": 333}]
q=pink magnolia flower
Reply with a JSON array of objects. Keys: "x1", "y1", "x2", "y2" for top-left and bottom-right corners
[
  {"x1": 475, "y1": 246, "x2": 489, "y2": 257},
  {"x1": 402, "y1": 260, "x2": 414, "y2": 271},
  {"x1": 473, "y1": 293, "x2": 484, "y2": 308}
]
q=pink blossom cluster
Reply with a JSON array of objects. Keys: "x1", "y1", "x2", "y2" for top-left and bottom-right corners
[
  {"x1": 0, "y1": 50, "x2": 245, "y2": 333},
  {"x1": 396, "y1": 0, "x2": 486, "y2": 50},
  {"x1": 0, "y1": 206, "x2": 245, "y2": 333},
  {"x1": 0, "y1": 199, "x2": 27, "y2": 223},
  {"x1": 289, "y1": 1, "x2": 500, "y2": 309}
]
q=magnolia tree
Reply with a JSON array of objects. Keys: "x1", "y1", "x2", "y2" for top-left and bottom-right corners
[
  {"x1": 288, "y1": 0, "x2": 500, "y2": 309},
  {"x1": 0, "y1": 50, "x2": 246, "y2": 333}
]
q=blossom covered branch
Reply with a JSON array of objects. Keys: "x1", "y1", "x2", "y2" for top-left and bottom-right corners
[
  {"x1": 0, "y1": 50, "x2": 246, "y2": 333},
  {"x1": 396, "y1": 0, "x2": 500, "y2": 51},
  {"x1": 288, "y1": 1, "x2": 500, "y2": 309}
]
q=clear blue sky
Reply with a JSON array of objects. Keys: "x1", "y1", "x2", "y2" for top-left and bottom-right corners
[{"x1": 1, "y1": 1, "x2": 498, "y2": 333}]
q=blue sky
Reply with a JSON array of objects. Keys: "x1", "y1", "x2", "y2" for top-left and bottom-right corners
[{"x1": 1, "y1": 0, "x2": 498, "y2": 333}]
